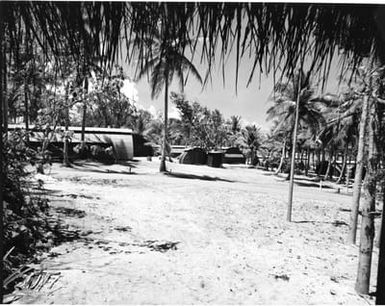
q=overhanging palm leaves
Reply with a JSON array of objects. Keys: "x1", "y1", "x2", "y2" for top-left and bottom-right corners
[{"x1": 4, "y1": 3, "x2": 385, "y2": 86}]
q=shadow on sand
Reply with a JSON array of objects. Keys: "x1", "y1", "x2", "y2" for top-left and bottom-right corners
[
  {"x1": 68, "y1": 167, "x2": 137, "y2": 175},
  {"x1": 293, "y1": 176, "x2": 322, "y2": 182},
  {"x1": 164, "y1": 171, "x2": 235, "y2": 183},
  {"x1": 293, "y1": 220, "x2": 349, "y2": 227},
  {"x1": 294, "y1": 181, "x2": 333, "y2": 189},
  {"x1": 261, "y1": 171, "x2": 277, "y2": 176},
  {"x1": 72, "y1": 160, "x2": 138, "y2": 168},
  {"x1": 68, "y1": 161, "x2": 137, "y2": 175}
]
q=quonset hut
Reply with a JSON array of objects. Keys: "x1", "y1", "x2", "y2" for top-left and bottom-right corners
[{"x1": 8, "y1": 125, "x2": 134, "y2": 161}]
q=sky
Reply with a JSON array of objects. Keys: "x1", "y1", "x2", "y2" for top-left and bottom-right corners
[
  {"x1": 121, "y1": 49, "x2": 283, "y2": 132},
  {"x1": 129, "y1": 53, "x2": 276, "y2": 130},
  {"x1": 119, "y1": 26, "x2": 344, "y2": 132},
  {"x1": 122, "y1": 53, "x2": 343, "y2": 132}
]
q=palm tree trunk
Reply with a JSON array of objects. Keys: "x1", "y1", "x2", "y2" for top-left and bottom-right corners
[
  {"x1": 311, "y1": 149, "x2": 315, "y2": 171},
  {"x1": 349, "y1": 94, "x2": 370, "y2": 244},
  {"x1": 81, "y1": 76, "x2": 88, "y2": 150},
  {"x1": 287, "y1": 72, "x2": 301, "y2": 222},
  {"x1": 63, "y1": 83, "x2": 70, "y2": 167},
  {"x1": 376, "y1": 182, "x2": 385, "y2": 249},
  {"x1": 324, "y1": 149, "x2": 334, "y2": 180},
  {"x1": 355, "y1": 100, "x2": 377, "y2": 294},
  {"x1": 286, "y1": 122, "x2": 296, "y2": 180},
  {"x1": 322, "y1": 149, "x2": 326, "y2": 162},
  {"x1": 300, "y1": 149, "x2": 304, "y2": 164},
  {"x1": 2, "y1": 46, "x2": 7, "y2": 141},
  {"x1": 355, "y1": 161, "x2": 376, "y2": 294},
  {"x1": 305, "y1": 147, "x2": 310, "y2": 176},
  {"x1": 24, "y1": 78, "x2": 29, "y2": 143},
  {"x1": 333, "y1": 151, "x2": 337, "y2": 179},
  {"x1": 160, "y1": 79, "x2": 168, "y2": 172},
  {"x1": 275, "y1": 139, "x2": 286, "y2": 175},
  {"x1": 250, "y1": 149, "x2": 255, "y2": 166},
  {"x1": 376, "y1": 182, "x2": 385, "y2": 304},
  {"x1": 316, "y1": 149, "x2": 321, "y2": 175},
  {"x1": 0, "y1": 17, "x2": 5, "y2": 302},
  {"x1": 337, "y1": 144, "x2": 348, "y2": 184}
]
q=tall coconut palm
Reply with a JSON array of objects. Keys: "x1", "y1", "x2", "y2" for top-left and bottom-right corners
[
  {"x1": 226, "y1": 115, "x2": 242, "y2": 147},
  {"x1": 267, "y1": 70, "x2": 326, "y2": 178},
  {"x1": 230, "y1": 115, "x2": 242, "y2": 134},
  {"x1": 136, "y1": 27, "x2": 202, "y2": 172},
  {"x1": 259, "y1": 130, "x2": 283, "y2": 171},
  {"x1": 317, "y1": 92, "x2": 360, "y2": 182}
]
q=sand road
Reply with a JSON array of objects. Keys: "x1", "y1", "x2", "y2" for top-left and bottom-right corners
[{"x1": 15, "y1": 158, "x2": 378, "y2": 304}]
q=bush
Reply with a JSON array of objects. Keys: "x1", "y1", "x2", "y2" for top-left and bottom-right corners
[{"x1": 2, "y1": 129, "x2": 54, "y2": 293}]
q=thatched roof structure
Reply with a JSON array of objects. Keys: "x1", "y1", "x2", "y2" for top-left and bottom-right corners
[{"x1": 2, "y1": 2, "x2": 385, "y2": 85}]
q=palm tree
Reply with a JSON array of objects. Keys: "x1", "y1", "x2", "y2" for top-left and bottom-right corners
[
  {"x1": 136, "y1": 26, "x2": 202, "y2": 172},
  {"x1": 236, "y1": 124, "x2": 263, "y2": 166},
  {"x1": 267, "y1": 70, "x2": 326, "y2": 178},
  {"x1": 265, "y1": 120, "x2": 291, "y2": 174},
  {"x1": 171, "y1": 92, "x2": 194, "y2": 144},
  {"x1": 0, "y1": 21, "x2": 5, "y2": 302},
  {"x1": 230, "y1": 115, "x2": 241, "y2": 134},
  {"x1": 317, "y1": 92, "x2": 360, "y2": 183},
  {"x1": 258, "y1": 130, "x2": 283, "y2": 171},
  {"x1": 226, "y1": 115, "x2": 242, "y2": 147}
]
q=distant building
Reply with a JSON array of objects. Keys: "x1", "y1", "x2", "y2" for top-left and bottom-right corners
[{"x1": 8, "y1": 125, "x2": 134, "y2": 160}]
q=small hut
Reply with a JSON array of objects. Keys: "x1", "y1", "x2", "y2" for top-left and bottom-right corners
[
  {"x1": 222, "y1": 147, "x2": 246, "y2": 164},
  {"x1": 179, "y1": 147, "x2": 207, "y2": 165}
]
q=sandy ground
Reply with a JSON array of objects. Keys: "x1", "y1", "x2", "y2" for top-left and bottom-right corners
[{"x1": 14, "y1": 158, "x2": 380, "y2": 304}]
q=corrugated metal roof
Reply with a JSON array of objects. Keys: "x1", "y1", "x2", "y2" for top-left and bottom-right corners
[{"x1": 8, "y1": 124, "x2": 133, "y2": 135}]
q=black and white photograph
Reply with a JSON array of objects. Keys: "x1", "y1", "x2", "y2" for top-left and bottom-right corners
[{"x1": 1, "y1": 1, "x2": 385, "y2": 304}]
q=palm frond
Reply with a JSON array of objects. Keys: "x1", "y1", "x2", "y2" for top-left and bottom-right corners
[{"x1": 5, "y1": 2, "x2": 385, "y2": 89}]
